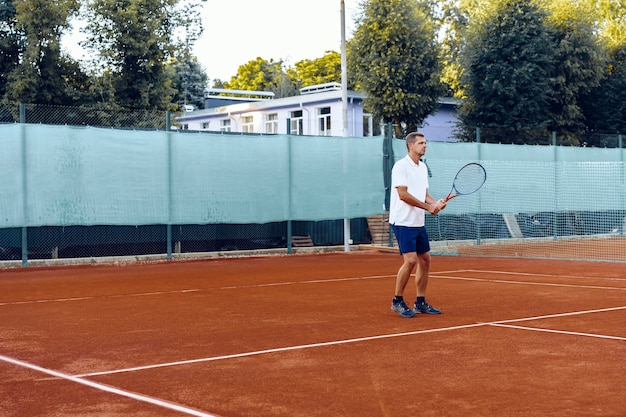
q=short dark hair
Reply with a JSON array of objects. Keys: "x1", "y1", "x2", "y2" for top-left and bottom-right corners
[{"x1": 405, "y1": 132, "x2": 425, "y2": 148}]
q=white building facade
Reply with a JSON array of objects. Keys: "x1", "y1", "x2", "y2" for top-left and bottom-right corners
[{"x1": 176, "y1": 83, "x2": 458, "y2": 141}]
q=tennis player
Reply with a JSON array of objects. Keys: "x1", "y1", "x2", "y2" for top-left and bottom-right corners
[{"x1": 389, "y1": 132, "x2": 446, "y2": 318}]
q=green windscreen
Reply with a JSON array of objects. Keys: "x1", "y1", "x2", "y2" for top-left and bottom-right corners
[
  {"x1": 2, "y1": 124, "x2": 624, "y2": 262},
  {"x1": 0, "y1": 124, "x2": 385, "y2": 227}
]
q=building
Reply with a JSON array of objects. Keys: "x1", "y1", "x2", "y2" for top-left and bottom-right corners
[{"x1": 176, "y1": 82, "x2": 459, "y2": 141}]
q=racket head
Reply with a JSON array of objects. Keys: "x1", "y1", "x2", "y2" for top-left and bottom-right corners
[{"x1": 446, "y1": 163, "x2": 486, "y2": 200}]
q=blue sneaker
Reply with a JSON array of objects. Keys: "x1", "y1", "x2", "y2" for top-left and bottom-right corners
[
  {"x1": 414, "y1": 301, "x2": 442, "y2": 315},
  {"x1": 391, "y1": 299, "x2": 416, "y2": 318}
]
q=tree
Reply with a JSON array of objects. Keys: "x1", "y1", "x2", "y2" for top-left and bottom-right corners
[
  {"x1": 427, "y1": 0, "x2": 503, "y2": 100},
  {"x1": 533, "y1": 0, "x2": 606, "y2": 144},
  {"x1": 545, "y1": 17, "x2": 606, "y2": 140},
  {"x1": 171, "y1": 55, "x2": 208, "y2": 110},
  {"x1": 348, "y1": 0, "x2": 445, "y2": 138},
  {"x1": 211, "y1": 78, "x2": 226, "y2": 89},
  {"x1": 224, "y1": 57, "x2": 297, "y2": 98},
  {"x1": 84, "y1": 0, "x2": 204, "y2": 110},
  {"x1": 582, "y1": 45, "x2": 626, "y2": 136},
  {"x1": 579, "y1": 0, "x2": 626, "y2": 138},
  {"x1": 289, "y1": 51, "x2": 344, "y2": 89},
  {"x1": 435, "y1": 0, "x2": 465, "y2": 98},
  {"x1": 4, "y1": 0, "x2": 81, "y2": 104},
  {"x1": 0, "y1": 0, "x2": 19, "y2": 100},
  {"x1": 458, "y1": 0, "x2": 557, "y2": 143},
  {"x1": 596, "y1": 0, "x2": 626, "y2": 50}
]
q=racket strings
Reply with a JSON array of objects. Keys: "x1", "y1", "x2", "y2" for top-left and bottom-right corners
[{"x1": 453, "y1": 164, "x2": 486, "y2": 195}]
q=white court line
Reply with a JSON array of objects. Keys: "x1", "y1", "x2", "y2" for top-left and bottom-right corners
[
  {"x1": 489, "y1": 323, "x2": 626, "y2": 341},
  {"x1": 3, "y1": 270, "x2": 623, "y2": 308},
  {"x1": 218, "y1": 274, "x2": 391, "y2": 290},
  {"x1": 0, "y1": 354, "x2": 219, "y2": 417},
  {"x1": 75, "y1": 305, "x2": 626, "y2": 378},
  {"x1": 0, "y1": 275, "x2": 393, "y2": 307},
  {"x1": 0, "y1": 292, "x2": 203, "y2": 307},
  {"x1": 433, "y1": 269, "x2": 626, "y2": 281},
  {"x1": 74, "y1": 322, "x2": 487, "y2": 377},
  {"x1": 433, "y1": 275, "x2": 626, "y2": 291}
]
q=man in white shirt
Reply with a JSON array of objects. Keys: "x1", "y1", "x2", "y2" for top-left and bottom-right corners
[{"x1": 389, "y1": 132, "x2": 446, "y2": 318}]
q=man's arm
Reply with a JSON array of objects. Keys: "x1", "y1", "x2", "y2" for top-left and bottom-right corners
[
  {"x1": 425, "y1": 190, "x2": 447, "y2": 214},
  {"x1": 397, "y1": 186, "x2": 446, "y2": 215}
]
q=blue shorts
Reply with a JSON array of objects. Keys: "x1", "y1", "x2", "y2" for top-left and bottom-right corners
[{"x1": 391, "y1": 225, "x2": 430, "y2": 255}]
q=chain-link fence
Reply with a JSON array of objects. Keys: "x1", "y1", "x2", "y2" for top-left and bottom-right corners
[
  {"x1": 0, "y1": 108, "x2": 380, "y2": 266},
  {"x1": 0, "y1": 102, "x2": 171, "y2": 129},
  {"x1": 3, "y1": 101, "x2": 625, "y2": 146},
  {"x1": 2, "y1": 102, "x2": 625, "y2": 266},
  {"x1": 455, "y1": 125, "x2": 625, "y2": 148},
  {"x1": 0, "y1": 220, "x2": 372, "y2": 263}
]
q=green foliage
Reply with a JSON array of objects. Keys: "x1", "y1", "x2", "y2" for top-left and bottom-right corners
[
  {"x1": 171, "y1": 55, "x2": 208, "y2": 110},
  {"x1": 546, "y1": 18, "x2": 607, "y2": 136},
  {"x1": 2, "y1": 0, "x2": 624, "y2": 142},
  {"x1": 459, "y1": 0, "x2": 557, "y2": 141},
  {"x1": 289, "y1": 51, "x2": 344, "y2": 89},
  {"x1": 171, "y1": 0, "x2": 206, "y2": 52},
  {"x1": 3, "y1": 0, "x2": 81, "y2": 104},
  {"x1": 348, "y1": 0, "x2": 445, "y2": 137},
  {"x1": 458, "y1": 0, "x2": 613, "y2": 144},
  {"x1": 84, "y1": 0, "x2": 203, "y2": 110},
  {"x1": 211, "y1": 79, "x2": 226, "y2": 89},
  {"x1": 435, "y1": 0, "x2": 469, "y2": 98},
  {"x1": 221, "y1": 51, "x2": 348, "y2": 97},
  {"x1": 0, "y1": 0, "x2": 19, "y2": 99},
  {"x1": 224, "y1": 57, "x2": 297, "y2": 98},
  {"x1": 596, "y1": 0, "x2": 626, "y2": 50},
  {"x1": 582, "y1": 45, "x2": 626, "y2": 135}
]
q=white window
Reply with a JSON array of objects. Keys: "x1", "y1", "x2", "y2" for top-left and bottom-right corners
[
  {"x1": 242, "y1": 116, "x2": 254, "y2": 133},
  {"x1": 289, "y1": 110, "x2": 303, "y2": 135},
  {"x1": 363, "y1": 113, "x2": 374, "y2": 137},
  {"x1": 220, "y1": 119, "x2": 231, "y2": 132},
  {"x1": 317, "y1": 107, "x2": 331, "y2": 136},
  {"x1": 265, "y1": 113, "x2": 278, "y2": 134},
  {"x1": 202, "y1": 122, "x2": 210, "y2": 130}
]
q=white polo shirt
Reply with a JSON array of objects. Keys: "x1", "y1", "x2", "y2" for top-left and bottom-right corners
[{"x1": 389, "y1": 155, "x2": 429, "y2": 227}]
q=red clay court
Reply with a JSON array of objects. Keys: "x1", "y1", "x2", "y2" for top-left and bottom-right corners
[{"x1": 1, "y1": 251, "x2": 624, "y2": 417}]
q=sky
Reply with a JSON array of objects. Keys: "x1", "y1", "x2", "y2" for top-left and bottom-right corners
[
  {"x1": 193, "y1": 0, "x2": 361, "y2": 82},
  {"x1": 62, "y1": 0, "x2": 361, "y2": 82}
]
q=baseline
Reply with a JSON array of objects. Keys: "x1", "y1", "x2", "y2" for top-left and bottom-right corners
[
  {"x1": 0, "y1": 274, "x2": 393, "y2": 307},
  {"x1": 3, "y1": 269, "x2": 624, "y2": 309},
  {"x1": 74, "y1": 306, "x2": 626, "y2": 378}
]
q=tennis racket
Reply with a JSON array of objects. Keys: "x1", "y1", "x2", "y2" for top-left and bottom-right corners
[{"x1": 445, "y1": 163, "x2": 486, "y2": 201}]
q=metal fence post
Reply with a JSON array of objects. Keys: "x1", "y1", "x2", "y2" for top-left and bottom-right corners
[
  {"x1": 552, "y1": 131, "x2": 558, "y2": 241},
  {"x1": 286, "y1": 119, "x2": 293, "y2": 254},
  {"x1": 19, "y1": 103, "x2": 28, "y2": 266},
  {"x1": 617, "y1": 133, "x2": 626, "y2": 236},
  {"x1": 476, "y1": 127, "x2": 482, "y2": 245},
  {"x1": 384, "y1": 122, "x2": 394, "y2": 247},
  {"x1": 166, "y1": 111, "x2": 173, "y2": 260}
]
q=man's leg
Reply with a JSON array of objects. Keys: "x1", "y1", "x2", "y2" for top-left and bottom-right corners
[
  {"x1": 391, "y1": 252, "x2": 418, "y2": 318},
  {"x1": 413, "y1": 251, "x2": 441, "y2": 314},
  {"x1": 395, "y1": 252, "x2": 417, "y2": 296},
  {"x1": 415, "y1": 251, "x2": 431, "y2": 297}
]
